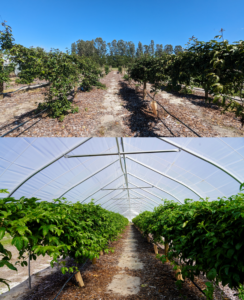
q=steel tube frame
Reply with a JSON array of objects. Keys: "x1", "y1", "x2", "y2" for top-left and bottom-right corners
[
  {"x1": 64, "y1": 149, "x2": 180, "y2": 158},
  {"x1": 105, "y1": 191, "x2": 154, "y2": 210},
  {"x1": 58, "y1": 159, "x2": 120, "y2": 199},
  {"x1": 130, "y1": 189, "x2": 160, "y2": 207},
  {"x1": 159, "y1": 137, "x2": 243, "y2": 184},
  {"x1": 8, "y1": 137, "x2": 92, "y2": 197},
  {"x1": 98, "y1": 189, "x2": 126, "y2": 208},
  {"x1": 105, "y1": 187, "x2": 157, "y2": 210},
  {"x1": 102, "y1": 187, "x2": 153, "y2": 190},
  {"x1": 81, "y1": 174, "x2": 124, "y2": 204},
  {"x1": 128, "y1": 177, "x2": 183, "y2": 204},
  {"x1": 128, "y1": 172, "x2": 182, "y2": 203},
  {"x1": 126, "y1": 156, "x2": 203, "y2": 198}
]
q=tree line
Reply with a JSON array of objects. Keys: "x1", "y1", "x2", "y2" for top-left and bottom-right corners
[{"x1": 71, "y1": 38, "x2": 184, "y2": 67}]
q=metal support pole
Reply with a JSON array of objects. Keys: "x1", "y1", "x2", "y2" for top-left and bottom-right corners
[{"x1": 126, "y1": 156, "x2": 203, "y2": 198}]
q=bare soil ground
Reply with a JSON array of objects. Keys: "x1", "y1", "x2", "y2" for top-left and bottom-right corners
[
  {"x1": 5, "y1": 225, "x2": 236, "y2": 300},
  {"x1": 0, "y1": 72, "x2": 243, "y2": 137}
]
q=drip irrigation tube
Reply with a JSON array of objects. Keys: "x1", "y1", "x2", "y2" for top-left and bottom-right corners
[
  {"x1": 1, "y1": 85, "x2": 84, "y2": 137},
  {"x1": 0, "y1": 108, "x2": 48, "y2": 137},
  {"x1": 126, "y1": 80, "x2": 200, "y2": 137},
  {"x1": 52, "y1": 258, "x2": 89, "y2": 300}
]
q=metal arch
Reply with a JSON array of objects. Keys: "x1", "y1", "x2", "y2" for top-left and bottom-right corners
[
  {"x1": 8, "y1": 138, "x2": 92, "y2": 197},
  {"x1": 57, "y1": 159, "x2": 120, "y2": 199},
  {"x1": 130, "y1": 189, "x2": 160, "y2": 209},
  {"x1": 120, "y1": 138, "x2": 131, "y2": 220},
  {"x1": 160, "y1": 137, "x2": 243, "y2": 184},
  {"x1": 105, "y1": 195, "x2": 154, "y2": 211},
  {"x1": 128, "y1": 173, "x2": 183, "y2": 204},
  {"x1": 111, "y1": 201, "x2": 153, "y2": 213},
  {"x1": 126, "y1": 156, "x2": 203, "y2": 198},
  {"x1": 94, "y1": 190, "x2": 126, "y2": 206},
  {"x1": 128, "y1": 181, "x2": 183, "y2": 204},
  {"x1": 99, "y1": 188, "x2": 127, "y2": 208},
  {"x1": 81, "y1": 174, "x2": 124, "y2": 204},
  {"x1": 105, "y1": 186, "x2": 159, "y2": 209},
  {"x1": 103, "y1": 190, "x2": 129, "y2": 209},
  {"x1": 113, "y1": 204, "x2": 152, "y2": 214}
]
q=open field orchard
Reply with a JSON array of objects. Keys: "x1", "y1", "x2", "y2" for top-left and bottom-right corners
[{"x1": 1, "y1": 22, "x2": 244, "y2": 137}]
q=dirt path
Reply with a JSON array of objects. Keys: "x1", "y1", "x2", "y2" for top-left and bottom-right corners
[
  {"x1": 0, "y1": 72, "x2": 243, "y2": 137},
  {"x1": 1, "y1": 225, "x2": 235, "y2": 300}
]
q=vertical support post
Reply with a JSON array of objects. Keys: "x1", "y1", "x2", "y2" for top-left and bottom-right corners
[
  {"x1": 143, "y1": 82, "x2": 147, "y2": 100},
  {"x1": 28, "y1": 252, "x2": 31, "y2": 289},
  {"x1": 100, "y1": 250, "x2": 103, "y2": 256},
  {"x1": 147, "y1": 235, "x2": 150, "y2": 243}
]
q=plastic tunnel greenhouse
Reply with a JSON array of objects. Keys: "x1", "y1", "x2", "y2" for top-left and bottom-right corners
[{"x1": 1, "y1": 137, "x2": 244, "y2": 221}]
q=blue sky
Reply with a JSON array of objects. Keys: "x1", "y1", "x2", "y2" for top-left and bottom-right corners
[{"x1": 1, "y1": 0, "x2": 244, "y2": 53}]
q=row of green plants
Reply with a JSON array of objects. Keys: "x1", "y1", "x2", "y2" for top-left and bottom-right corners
[
  {"x1": 132, "y1": 184, "x2": 244, "y2": 296},
  {"x1": 128, "y1": 36, "x2": 244, "y2": 122},
  {"x1": 0, "y1": 22, "x2": 104, "y2": 121},
  {"x1": 0, "y1": 189, "x2": 129, "y2": 289}
]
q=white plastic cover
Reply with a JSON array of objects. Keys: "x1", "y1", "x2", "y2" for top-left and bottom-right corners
[{"x1": 0, "y1": 137, "x2": 243, "y2": 221}]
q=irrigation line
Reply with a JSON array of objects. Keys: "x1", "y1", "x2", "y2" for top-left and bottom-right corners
[
  {"x1": 52, "y1": 258, "x2": 89, "y2": 300},
  {"x1": 130, "y1": 80, "x2": 201, "y2": 137},
  {"x1": 1, "y1": 84, "x2": 83, "y2": 137},
  {"x1": 0, "y1": 108, "x2": 48, "y2": 137}
]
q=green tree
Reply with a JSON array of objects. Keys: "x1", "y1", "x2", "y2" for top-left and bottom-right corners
[
  {"x1": 155, "y1": 44, "x2": 163, "y2": 57},
  {"x1": 164, "y1": 44, "x2": 173, "y2": 54},
  {"x1": 136, "y1": 41, "x2": 143, "y2": 57},
  {"x1": 174, "y1": 45, "x2": 183, "y2": 55}
]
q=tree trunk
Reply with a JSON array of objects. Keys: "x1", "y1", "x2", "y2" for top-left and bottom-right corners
[
  {"x1": 92, "y1": 258, "x2": 96, "y2": 264},
  {"x1": 151, "y1": 100, "x2": 158, "y2": 117},
  {"x1": 165, "y1": 240, "x2": 169, "y2": 262},
  {"x1": 0, "y1": 58, "x2": 4, "y2": 100},
  {"x1": 75, "y1": 271, "x2": 85, "y2": 287},
  {"x1": 175, "y1": 266, "x2": 183, "y2": 281},
  {"x1": 143, "y1": 82, "x2": 147, "y2": 100},
  {"x1": 153, "y1": 244, "x2": 158, "y2": 254}
]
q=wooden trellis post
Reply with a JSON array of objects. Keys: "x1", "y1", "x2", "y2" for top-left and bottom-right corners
[
  {"x1": 100, "y1": 250, "x2": 103, "y2": 256},
  {"x1": 75, "y1": 271, "x2": 85, "y2": 287},
  {"x1": 147, "y1": 235, "x2": 150, "y2": 243}
]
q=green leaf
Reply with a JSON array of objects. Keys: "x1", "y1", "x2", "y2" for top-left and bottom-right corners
[
  {"x1": 0, "y1": 227, "x2": 6, "y2": 240},
  {"x1": 236, "y1": 243, "x2": 242, "y2": 250},
  {"x1": 207, "y1": 268, "x2": 217, "y2": 280},
  {"x1": 227, "y1": 249, "x2": 235, "y2": 258}
]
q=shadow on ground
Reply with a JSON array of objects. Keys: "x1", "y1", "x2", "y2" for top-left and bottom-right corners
[{"x1": 118, "y1": 81, "x2": 173, "y2": 137}]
